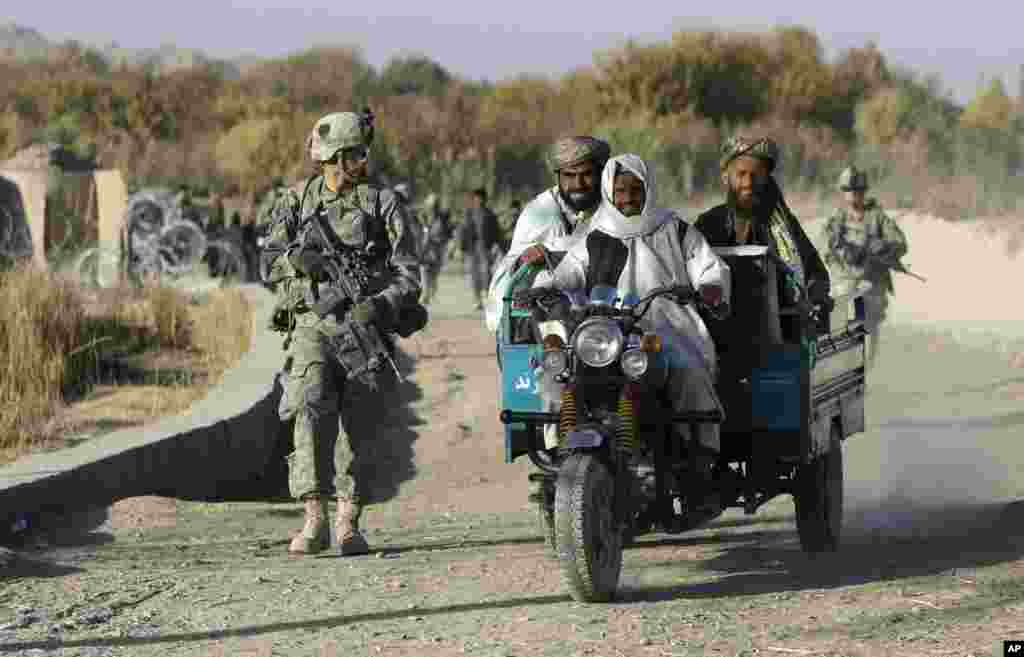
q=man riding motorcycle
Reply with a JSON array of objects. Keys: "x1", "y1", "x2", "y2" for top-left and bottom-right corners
[
  {"x1": 484, "y1": 135, "x2": 611, "y2": 333},
  {"x1": 541, "y1": 153, "x2": 732, "y2": 512}
]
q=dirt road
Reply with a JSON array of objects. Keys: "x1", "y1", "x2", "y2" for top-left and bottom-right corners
[{"x1": 2, "y1": 268, "x2": 1024, "y2": 657}]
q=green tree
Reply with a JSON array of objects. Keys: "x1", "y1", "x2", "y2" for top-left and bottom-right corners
[
  {"x1": 377, "y1": 55, "x2": 452, "y2": 97},
  {"x1": 961, "y1": 78, "x2": 1013, "y2": 132}
]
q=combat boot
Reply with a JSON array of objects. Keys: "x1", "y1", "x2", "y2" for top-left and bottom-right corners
[
  {"x1": 335, "y1": 497, "x2": 369, "y2": 556},
  {"x1": 288, "y1": 496, "x2": 329, "y2": 555}
]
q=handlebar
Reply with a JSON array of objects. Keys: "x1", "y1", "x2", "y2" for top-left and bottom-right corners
[{"x1": 510, "y1": 279, "x2": 698, "y2": 324}]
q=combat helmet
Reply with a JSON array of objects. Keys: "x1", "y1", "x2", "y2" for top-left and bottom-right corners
[
  {"x1": 837, "y1": 165, "x2": 869, "y2": 192},
  {"x1": 306, "y1": 110, "x2": 375, "y2": 162}
]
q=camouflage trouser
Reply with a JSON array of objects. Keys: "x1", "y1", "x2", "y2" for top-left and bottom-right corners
[
  {"x1": 863, "y1": 286, "x2": 889, "y2": 366},
  {"x1": 419, "y1": 241, "x2": 447, "y2": 304},
  {"x1": 278, "y1": 312, "x2": 366, "y2": 502},
  {"x1": 863, "y1": 286, "x2": 888, "y2": 331},
  {"x1": 420, "y1": 262, "x2": 442, "y2": 304}
]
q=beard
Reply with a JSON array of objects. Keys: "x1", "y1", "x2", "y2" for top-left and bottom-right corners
[
  {"x1": 727, "y1": 182, "x2": 776, "y2": 222},
  {"x1": 558, "y1": 185, "x2": 601, "y2": 214}
]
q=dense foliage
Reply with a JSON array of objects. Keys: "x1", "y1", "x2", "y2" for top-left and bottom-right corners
[{"x1": 2, "y1": 27, "x2": 1022, "y2": 218}]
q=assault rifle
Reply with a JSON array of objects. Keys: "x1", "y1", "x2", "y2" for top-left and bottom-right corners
[
  {"x1": 305, "y1": 213, "x2": 403, "y2": 388},
  {"x1": 892, "y1": 261, "x2": 926, "y2": 283}
]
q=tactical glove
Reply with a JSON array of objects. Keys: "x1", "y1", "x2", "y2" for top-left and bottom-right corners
[
  {"x1": 350, "y1": 296, "x2": 396, "y2": 331},
  {"x1": 289, "y1": 249, "x2": 328, "y2": 279}
]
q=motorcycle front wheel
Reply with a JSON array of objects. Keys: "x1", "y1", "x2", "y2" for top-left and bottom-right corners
[{"x1": 554, "y1": 452, "x2": 623, "y2": 603}]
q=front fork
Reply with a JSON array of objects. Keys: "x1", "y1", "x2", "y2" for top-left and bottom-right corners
[
  {"x1": 612, "y1": 448, "x2": 632, "y2": 531},
  {"x1": 546, "y1": 383, "x2": 642, "y2": 534}
]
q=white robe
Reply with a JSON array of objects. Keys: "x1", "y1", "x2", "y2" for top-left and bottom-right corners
[
  {"x1": 484, "y1": 186, "x2": 596, "y2": 333},
  {"x1": 547, "y1": 154, "x2": 732, "y2": 451}
]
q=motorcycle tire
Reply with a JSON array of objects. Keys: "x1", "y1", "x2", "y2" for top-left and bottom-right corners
[{"x1": 554, "y1": 453, "x2": 623, "y2": 603}]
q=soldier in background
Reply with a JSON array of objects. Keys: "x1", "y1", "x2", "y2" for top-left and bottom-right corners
[
  {"x1": 418, "y1": 192, "x2": 453, "y2": 305},
  {"x1": 821, "y1": 165, "x2": 910, "y2": 366}
]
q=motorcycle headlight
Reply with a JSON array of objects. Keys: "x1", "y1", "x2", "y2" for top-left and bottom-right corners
[
  {"x1": 572, "y1": 318, "x2": 624, "y2": 368},
  {"x1": 542, "y1": 349, "x2": 568, "y2": 374},
  {"x1": 620, "y1": 349, "x2": 649, "y2": 380}
]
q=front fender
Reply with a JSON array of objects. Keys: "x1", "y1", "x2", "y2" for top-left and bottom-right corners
[{"x1": 564, "y1": 427, "x2": 609, "y2": 450}]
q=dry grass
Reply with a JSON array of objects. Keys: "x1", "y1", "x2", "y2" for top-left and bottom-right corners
[
  {"x1": 0, "y1": 264, "x2": 252, "y2": 463},
  {"x1": 0, "y1": 264, "x2": 85, "y2": 454}
]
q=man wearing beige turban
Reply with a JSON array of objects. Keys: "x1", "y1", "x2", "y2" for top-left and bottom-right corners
[
  {"x1": 483, "y1": 135, "x2": 611, "y2": 332},
  {"x1": 696, "y1": 135, "x2": 832, "y2": 312}
]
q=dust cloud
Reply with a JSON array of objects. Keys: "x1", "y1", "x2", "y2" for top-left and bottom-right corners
[{"x1": 829, "y1": 211, "x2": 1024, "y2": 541}]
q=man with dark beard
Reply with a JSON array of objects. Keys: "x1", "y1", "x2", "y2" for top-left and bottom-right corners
[
  {"x1": 482, "y1": 136, "x2": 610, "y2": 548},
  {"x1": 695, "y1": 136, "x2": 832, "y2": 313},
  {"x1": 483, "y1": 135, "x2": 610, "y2": 332}
]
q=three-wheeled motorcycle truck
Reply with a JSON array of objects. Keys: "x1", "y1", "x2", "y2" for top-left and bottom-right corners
[{"x1": 496, "y1": 245, "x2": 868, "y2": 602}]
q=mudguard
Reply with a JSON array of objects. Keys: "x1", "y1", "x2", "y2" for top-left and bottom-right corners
[{"x1": 564, "y1": 428, "x2": 606, "y2": 450}]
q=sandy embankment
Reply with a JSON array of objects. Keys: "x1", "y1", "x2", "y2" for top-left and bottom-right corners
[{"x1": 803, "y1": 211, "x2": 1024, "y2": 356}]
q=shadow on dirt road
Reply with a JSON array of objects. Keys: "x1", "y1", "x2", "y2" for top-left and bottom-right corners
[
  {"x1": 337, "y1": 347, "x2": 425, "y2": 506},
  {"x1": 0, "y1": 593, "x2": 571, "y2": 653},
  {"x1": 621, "y1": 499, "x2": 1024, "y2": 603}
]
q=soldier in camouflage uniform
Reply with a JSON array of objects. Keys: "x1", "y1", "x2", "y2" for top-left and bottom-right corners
[
  {"x1": 260, "y1": 111, "x2": 423, "y2": 556},
  {"x1": 821, "y1": 166, "x2": 909, "y2": 366},
  {"x1": 418, "y1": 193, "x2": 453, "y2": 305}
]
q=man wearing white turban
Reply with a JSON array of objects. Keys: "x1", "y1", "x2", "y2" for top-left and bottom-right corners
[{"x1": 547, "y1": 153, "x2": 731, "y2": 509}]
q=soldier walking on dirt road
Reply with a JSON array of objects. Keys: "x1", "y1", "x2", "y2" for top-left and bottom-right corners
[
  {"x1": 821, "y1": 165, "x2": 911, "y2": 366},
  {"x1": 418, "y1": 192, "x2": 453, "y2": 305},
  {"x1": 259, "y1": 110, "x2": 426, "y2": 556}
]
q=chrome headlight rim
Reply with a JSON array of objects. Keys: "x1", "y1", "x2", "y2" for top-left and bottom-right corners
[
  {"x1": 571, "y1": 317, "x2": 624, "y2": 368},
  {"x1": 542, "y1": 349, "x2": 569, "y2": 375},
  {"x1": 620, "y1": 348, "x2": 649, "y2": 380}
]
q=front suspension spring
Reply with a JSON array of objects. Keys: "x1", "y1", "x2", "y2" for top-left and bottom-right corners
[
  {"x1": 558, "y1": 385, "x2": 578, "y2": 446},
  {"x1": 615, "y1": 390, "x2": 638, "y2": 456}
]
